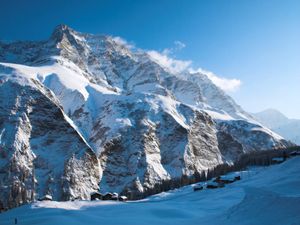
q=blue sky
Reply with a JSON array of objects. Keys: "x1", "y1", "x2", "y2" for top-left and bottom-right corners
[{"x1": 1, "y1": 0, "x2": 299, "y2": 118}]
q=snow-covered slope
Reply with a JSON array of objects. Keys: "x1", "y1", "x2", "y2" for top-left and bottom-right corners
[
  {"x1": 1, "y1": 156, "x2": 300, "y2": 225},
  {"x1": 254, "y1": 109, "x2": 300, "y2": 145},
  {"x1": 0, "y1": 25, "x2": 292, "y2": 208}
]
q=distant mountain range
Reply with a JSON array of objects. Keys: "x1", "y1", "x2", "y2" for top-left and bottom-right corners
[
  {"x1": 253, "y1": 109, "x2": 300, "y2": 145},
  {"x1": 0, "y1": 25, "x2": 291, "y2": 210}
]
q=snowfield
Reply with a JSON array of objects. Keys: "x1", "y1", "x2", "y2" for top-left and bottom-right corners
[{"x1": 1, "y1": 157, "x2": 300, "y2": 225}]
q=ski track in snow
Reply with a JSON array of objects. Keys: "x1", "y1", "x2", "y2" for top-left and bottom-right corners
[{"x1": 1, "y1": 157, "x2": 300, "y2": 225}]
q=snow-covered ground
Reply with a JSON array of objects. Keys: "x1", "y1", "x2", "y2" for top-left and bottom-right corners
[{"x1": 1, "y1": 157, "x2": 300, "y2": 225}]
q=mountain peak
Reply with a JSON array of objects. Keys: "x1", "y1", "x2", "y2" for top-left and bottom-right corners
[
  {"x1": 256, "y1": 108, "x2": 288, "y2": 119},
  {"x1": 253, "y1": 108, "x2": 289, "y2": 128},
  {"x1": 50, "y1": 24, "x2": 77, "y2": 42},
  {"x1": 53, "y1": 24, "x2": 73, "y2": 33}
]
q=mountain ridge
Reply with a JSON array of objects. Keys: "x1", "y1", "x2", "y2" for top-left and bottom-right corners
[{"x1": 254, "y1": 109, "x2": 300, "y2": 145}]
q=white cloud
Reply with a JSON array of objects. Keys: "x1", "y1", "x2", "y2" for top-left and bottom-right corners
[
  {"x1": 162, "y1": 40, "x2": 186, "y2": 55},
  {"x1": 146, "y1": 40, "x2": 242, "y2": 93},
  {"x1": 174, "y1": 41, "x2": 186, "y2": 50},
  {"x1": 147, "y1": 50, "x2": 192, "y2": 74},
  {"x1": 110, "y1": 37, "x2": 241, "y2": 92},
  {"x1": 147, "y1": 41, "x2": 192, "y2": 73},
  {"x1": 190, "y1": 68, "x2": 242, "y2": 92},
  {"x1": 207, "y1": 74, "x2": 241, "y2": 92},
  {"x1": 112, "y1": 36, "x2": 135, "y2": 49}
]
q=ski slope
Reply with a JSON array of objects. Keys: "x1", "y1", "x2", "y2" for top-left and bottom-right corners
[{"x1": 1, "y1": 157, "x2": 300, "y2": 225}]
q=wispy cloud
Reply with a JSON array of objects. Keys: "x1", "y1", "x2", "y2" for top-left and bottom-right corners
[
  {"x1": 174, "y1": 41, "x2": 186, "y2": 50},
  {"x1": 147, "y1": 50, "x2": 192, "y2": 74},
  {"x1": 147, "y1": 41, "x2": 242, "y2": 92},
  {"x1": 147, "y1": 41, "x2": 192, "y2": 73},
  {"x1": 112, "y1": 36, "x2": 135, "y2": 49},
  {"x1": 162, "y1": 40, "x2": 186, "y2": 55},
  {"x1": 190, "y1": 68, "x2": 242, "y2": 92}
]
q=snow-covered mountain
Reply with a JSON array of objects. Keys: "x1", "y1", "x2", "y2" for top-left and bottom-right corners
[
  {"x1": 254, "y1": 109, "x2": 300, "y2": 145},
  {"x1": 0, "y1": 24, "x2": 292, "y2": 210}
]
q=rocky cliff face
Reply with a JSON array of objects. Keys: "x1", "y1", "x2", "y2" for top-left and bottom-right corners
[
  {"x1": 0, "y1": 73, "x2": 100, "y2": 210},
  {"x1": 0, "y1": 25, "x2": 292, "y2": 209}
]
